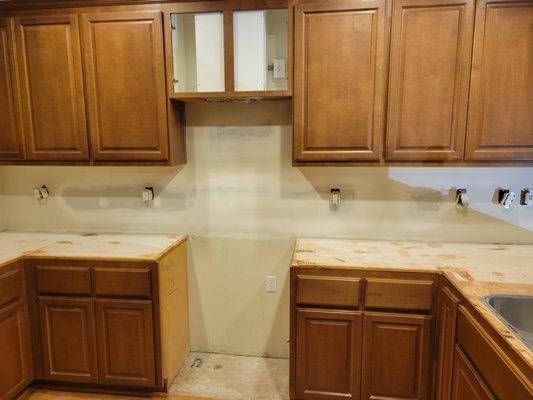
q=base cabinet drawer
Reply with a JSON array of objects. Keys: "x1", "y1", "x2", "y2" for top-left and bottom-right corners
[
  {"x1": 361, "y1": 313, "x2": 432, "y2": 400},
  {"x1": 295, "y1": 309, "x2": 362, "y2": 399},
  {"x1": 95, "y1": 299, "x2": 156, "y2": 388}
]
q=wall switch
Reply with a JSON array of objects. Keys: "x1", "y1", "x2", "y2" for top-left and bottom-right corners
[
  {"x1": 273, "y1": 59, "x2": 286, "y2": 79},
  {"x1": 266, "y1": 276, "x2": 277, "y2": 293}
]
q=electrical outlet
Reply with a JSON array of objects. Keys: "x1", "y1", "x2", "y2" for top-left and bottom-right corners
[{"x1": 266, "y1": 276, "x2": 277, "y2": 293}]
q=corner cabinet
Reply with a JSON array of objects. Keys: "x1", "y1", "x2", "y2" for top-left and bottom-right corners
[
  {"x1": 465, "y1": 0, "x2": 533, "y2": 161},
  {"x1": 292, "y1": 0, "x2": 390, "y2": 163},
  {"x1": 81, "y1": 11, "x2": 170, "y2": 161}
]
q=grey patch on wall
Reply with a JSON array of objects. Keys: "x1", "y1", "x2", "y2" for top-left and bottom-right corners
[
  {"x1": 409, "y1": 187, "x2": 446, "y2": 211},
  {"x1": 62, "y1": 187, "x2": 190, "y2": 211}
]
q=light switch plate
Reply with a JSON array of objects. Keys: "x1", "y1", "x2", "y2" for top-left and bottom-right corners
[{"x1": 266, "y1": 276, "x2": 277, "y2": 292}]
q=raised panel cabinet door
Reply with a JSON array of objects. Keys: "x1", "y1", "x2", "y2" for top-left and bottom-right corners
[
  {"x1": 0, "y1": 18, "x2": 25, "y2": 160},
  {"x1": 386, "y1": 0, "x2": 474, "y2": 161},
  {"x1": 0, "y1": 301, "x2": 33, "y2": 399},
  {"x1": 14, "y1": 15, "x2": 89, "y2": 161},
  {"x1": 451, "y1": 346, "x2": 495, "y2": 400},
  {"x1": 435, "y1": 287, "x2": 459, "y2": 400},
  {"x1": 465, "y1": 0, "x2": 533, "y2": 160},
  {"x1": 293, "y1": 0, "x2": 389, "y2": 162},
  {"x1": 38, "y1": 297, "x2": 98, "y2": 383},
  {"x1": 295, "y1": 309, "x2": 362, "y2": 399},
  {"x1": 95, "y1": 299, "x2": 156, "y2": 387},
  {"x1": 361, "y1": 312, "x2": 432, "y2": 400},
  {"x1": 80, "y1": 12, "x2": 169, "y2": 161}
]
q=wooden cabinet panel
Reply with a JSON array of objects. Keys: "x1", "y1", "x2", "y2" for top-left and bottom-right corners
[
  {"x1": 451, "y1": 346, "x2": 495, "y2": 400},
  {"x1": 297, "y1": 275, "x2": 361, "y2": 309},
  {"x1": 295, "y1": 309, "x2": 362, "y2": 399},
  {"x1": 38, "y1": 297, "x2": 98, "y2": 383},
  {"x1": 81, "y1": 11, "x2": 169, "y2": 161},
  {"x1": 0, "y1": 17, "x2": 24, "y2": 160},
  {"x1": 364, "y1": 278, "x2": 434, "y2": 312},
  {"x1": 293, "y1": 0, "x2": 389, "y2": 162},
  {"x1": 465, "y1": 0, "x2": 533, "y2": 160},
  {"x1": 94, "y1": 267, "x2": 151, "y2": 299},
  {"x1": 95, "y1": 299, "x2": 155, "y2": 387},
  {"x1": 361, "y1": 312, "x2": 432, "y2": 400},
  {"x1": 0, "y1": 301, "x2": 32, "y2": 399},
  {"x1": 386, "y1": 0, "x2": 474, "y2": 161},
  {"x1": 0, "y1": 265, "x2": 23, "y2": 307},
  {"x1": 35, "y1": 265, "x2": 92, "y2": 297},
  {"x1": 435, "y1": 287, "x2": 459, "y2": 400},
  {"x1": 14, "y1": 15, "x2": 89, "y2": 161}
]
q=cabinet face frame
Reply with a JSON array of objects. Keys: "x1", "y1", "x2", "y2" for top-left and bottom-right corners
[
  {"x1": 292, "y1": 0, "x2": 390, "y2": 162},
  {"x1": 464, "y1": 0, "x2": 533, "y2": 161},
  {"x1": 0, "y1": 17, "x2": 25, "y2": 160},
  {"x1": 80, "y1": 10, "x2": 170, "y2": 161},
  {"x1": 14, "y1": 14, "x2": 90, "y2": 161},
  {"x1": 163, "y1": 0, "x2": 292, "y2": 101},
  {"x1": 451, "y1": 346, "x2": 495, "y2": 400},
  {"x1": 385, "y1": 0, "x2": 474, "y2": 161}
]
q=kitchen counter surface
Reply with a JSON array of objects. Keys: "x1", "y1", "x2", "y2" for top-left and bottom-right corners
[
  {"x1": 293, "y1": 238, "x2": 533, "y2": 368},
  {"x1": 0, "y1": 231, "x2": 187, "y2": 268}
]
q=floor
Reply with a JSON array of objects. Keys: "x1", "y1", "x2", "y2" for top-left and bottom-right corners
[{"x1": 22, "y1": 353, "x2": 290, "y2": 400}]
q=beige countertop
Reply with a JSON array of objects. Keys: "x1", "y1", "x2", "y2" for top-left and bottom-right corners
[
  {"x1": 0, "y1": 231, "x2": 187, "y2": 268},
  {"x1": 293, "y1": 238, "x2": 533, "y2": 368}
]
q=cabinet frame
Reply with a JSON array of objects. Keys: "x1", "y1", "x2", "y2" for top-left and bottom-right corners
[{"x1": 163, "y1": 0, "x2": 292, "y2": 101}]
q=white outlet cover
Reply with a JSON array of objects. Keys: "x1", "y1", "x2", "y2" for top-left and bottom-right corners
[{"x1": 266, "y1": 276, "x2": 277, "y2": 293}]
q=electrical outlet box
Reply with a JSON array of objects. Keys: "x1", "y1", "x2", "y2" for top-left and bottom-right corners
[
  {"x1": 273, "y1": 59, "x2": 286, "y2": 79},
  {"x1": 266, "y1": 276, "x2": 277, "y2": 293}
]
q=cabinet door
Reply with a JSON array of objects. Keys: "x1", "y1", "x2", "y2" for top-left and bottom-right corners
[
  {"x1": 95, "y1": 299, "x2": 155, "y2": 387},
  {"x1": 435, "y1": 287, "x2": 459, "y2": 400},
  {"x1": 386, "y1": 0, "x2": 474, "y2": 161},
  {"x1": 451, "y1": 346, "x2": 495, "y2": 400},
  {"x1": 38, "y1": 297, "x2": 98, "y2": 383},
  {"x1": 0, "y1": 18, "x2": 25, "y2": 160},
  {"x1": 295, "y1": 309, "x2": 362, "y2": 399},
  {"x1": 293, "y1": 0, "x2": 389, "y2": 162},
  {"x1": 14, "y1": 15, "x2": 89, "y2": 161},
  {"x1": 81, "y1": 12, "x2": 169, "y2": 161},
  {"x1": 362, "y1": 313, "x2": 432, "y2": 400},
  {"x1": 0, "y1": 301, "x2": 32, "y2": 399},
  {"x1": 465, "y1": 0, "x2": 533, "y2": 160}
]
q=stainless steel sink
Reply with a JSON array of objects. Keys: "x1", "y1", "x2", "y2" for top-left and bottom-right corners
[{"x1": 485, "y1": 295, "x2": 533, "y2": 349}]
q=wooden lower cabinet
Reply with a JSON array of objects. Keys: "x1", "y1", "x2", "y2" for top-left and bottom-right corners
[
  {"x1": 361, "y1": 313, "x2": 432, "y2": 400},
  {"x1": 295, "y1": 309, "x2": 362, "y2": 399},
  {"x1": 451, "y1": 346, "x2": 495, "y2": 400},
  {"x1": 38, "y1": 297, "x2": 98, "y2": 383},
  {"x1": 0, "y1": 300, "x2": 32, "y2": 399},
  {"x1": 95, "y1": 299, "x2": 156, "y2": 388}
]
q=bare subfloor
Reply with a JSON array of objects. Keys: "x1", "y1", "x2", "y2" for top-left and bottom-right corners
[{"x1": 22, "y1": 353, "x2": 290, "y2": 400}]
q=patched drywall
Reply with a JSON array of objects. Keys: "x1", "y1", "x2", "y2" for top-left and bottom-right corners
[{"x1": 0, "y1": 101, "x2": 532, "y2": 357}]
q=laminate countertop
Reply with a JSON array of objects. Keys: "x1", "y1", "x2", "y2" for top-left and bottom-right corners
[
  {"x1": 0, "y1": 231, "x2": 187, "y2": 268},
  {"x1": 292, "y1": 238, "x2": 533, "y2": 368}
]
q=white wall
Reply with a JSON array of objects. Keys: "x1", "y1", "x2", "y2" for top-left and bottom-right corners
[{"x1": 1, "y1": 101, "x2": 532, "y2": 357}]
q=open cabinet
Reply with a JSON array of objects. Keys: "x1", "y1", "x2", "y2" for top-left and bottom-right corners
[{"x1": 164, "y1": 0, "x2": 291, "y2": 101}]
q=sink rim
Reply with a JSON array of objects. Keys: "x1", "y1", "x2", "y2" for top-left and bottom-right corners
[{"x1": 484, "y1": 293, "x2": 533, "y2": 350}]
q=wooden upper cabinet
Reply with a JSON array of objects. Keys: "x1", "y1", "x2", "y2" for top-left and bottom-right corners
[
  {"x1": 80, "y1": 11, "x2": 169, "y2": 161},
  {"x1": 386, "y1": 0, "x2": 474, "y2": 161},
  {"x1": 295, "y1": 309, "x2": 362, "y2": 399},
  {"x1": 293, "y1": 0, "x2": 389, "y2": 162},
  {"x1": 465, "y1": 0, "x2": 533, "y2": 161},
  {"x1": 361, "y1": 313, "x2": 432, "y2": 400},
  {"x1": 14, "y1": 15, "x2": 89, "y2": 161},
  {"x1": 0, "y1": 18, "x2": 25, "y2": 161}
]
